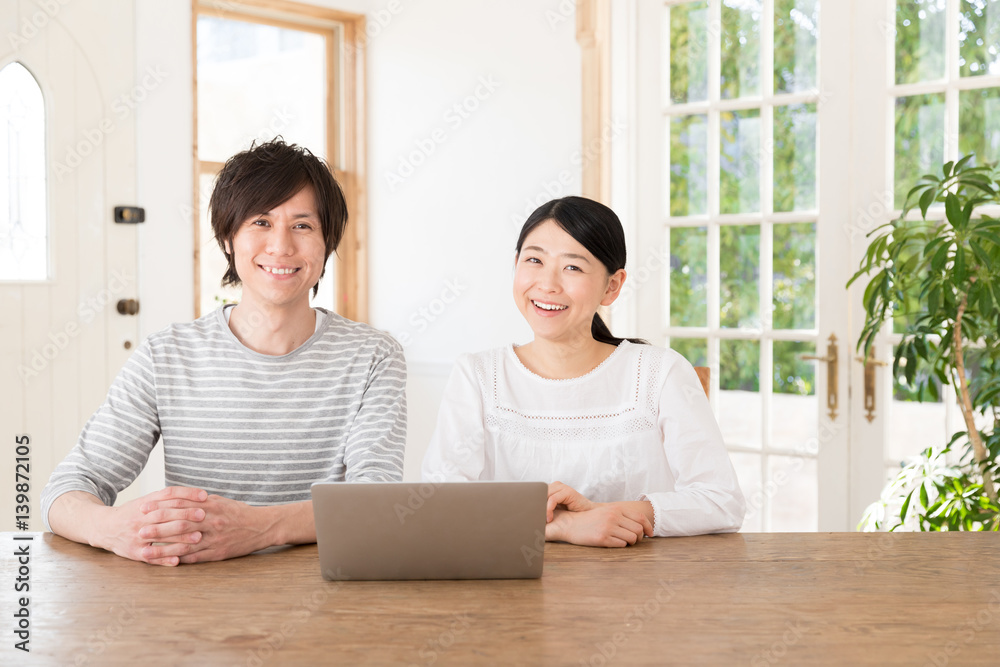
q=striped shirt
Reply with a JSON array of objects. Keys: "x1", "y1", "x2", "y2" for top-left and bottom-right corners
[{"x1": 41, "y1": 306, "x2": 407, "y2": 531}]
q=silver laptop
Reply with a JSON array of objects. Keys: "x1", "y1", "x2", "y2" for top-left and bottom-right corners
[{"x1": 311, "y1": 481, "x2": 547, "y2": 580}]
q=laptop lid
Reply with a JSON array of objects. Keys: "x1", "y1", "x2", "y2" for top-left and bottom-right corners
[{"x1": 311, "y1": 481, "x2": 548, "y2": 581}]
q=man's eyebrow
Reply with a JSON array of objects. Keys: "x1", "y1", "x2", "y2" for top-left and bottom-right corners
[{"x1": 523, "y1": 245, "x2": 592, "y2": 263}]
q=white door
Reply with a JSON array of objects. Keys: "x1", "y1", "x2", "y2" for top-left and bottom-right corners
[
  {"x1": 850, "y1": 0, "x2": 1000, "y2": 523},
  {"x1": 0, "y1": 0, "x2": 140, "y2": 531},
  {"x1": 616, "y1": 0, "x2": 1000, "y2": 531},
  {"x1": 616, "y1": 0, "x2": 852, "y2": 531}
]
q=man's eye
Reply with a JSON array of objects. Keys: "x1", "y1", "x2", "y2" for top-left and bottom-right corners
[
  {"x1": 253, "y1": 219, "x2": 269, "y2": 227},
  {"x1": 526, "y1": 257, "x2": 541, "y2": 264}
]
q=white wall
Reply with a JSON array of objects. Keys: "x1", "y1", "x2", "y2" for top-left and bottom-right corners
[
  {"x1": 133, "y1": 0, "x2": 583, "y2": 486},
  {"x1": 366, "y1": 0, "x2": 582, "y2": 478}
]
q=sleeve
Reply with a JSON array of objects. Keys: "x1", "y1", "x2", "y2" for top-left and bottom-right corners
[
  {"x1": 420, "y1": 355, "x2": 487, "y2": 482},
  {"x1": 40, "y1": 339, "x2": 162, "y2": 531},
  {"x1": 640, "y1": 354, "x2": 746, "y2": 537},
  {"x1": 341, "y1": 336, "x2": 408, "y2": 482}
]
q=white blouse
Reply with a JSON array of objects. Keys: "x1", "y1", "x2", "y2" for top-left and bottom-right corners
[{"x1": 421, "y1": 341, "x2": 745, "y2": 537}]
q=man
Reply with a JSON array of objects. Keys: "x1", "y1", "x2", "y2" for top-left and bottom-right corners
[{"x1": 41, "y1": 139, "x2": 406, "y2": 565}]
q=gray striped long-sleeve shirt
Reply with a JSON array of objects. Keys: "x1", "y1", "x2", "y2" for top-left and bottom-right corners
[{"x1": 41, "y1": 306, "x2": 407, "y2": 531}]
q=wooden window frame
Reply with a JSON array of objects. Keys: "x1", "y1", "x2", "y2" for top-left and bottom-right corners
[{"x1": 192, "y1": 0, "x2": 368, "y2": 322}]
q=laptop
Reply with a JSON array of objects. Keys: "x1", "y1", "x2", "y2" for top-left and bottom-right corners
[{"x1": 311, "y1": 481, "x2": 548, "y2": 580}]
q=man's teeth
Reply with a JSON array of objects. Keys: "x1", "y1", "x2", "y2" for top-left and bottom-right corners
[
  {"x1": 533, "y1": 301, "x2": 567, "y2": 311},
  {"x1": 263, "y1": 266, "x2": 298, "y2": 275}
]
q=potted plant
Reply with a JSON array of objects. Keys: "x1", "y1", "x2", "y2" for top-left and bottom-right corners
[{"x1": 849, "y1": 155, "x2": 1000, "y2": 531}]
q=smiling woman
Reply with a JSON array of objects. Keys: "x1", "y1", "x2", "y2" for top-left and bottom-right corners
[{"x1": 422, "y1": 196, "x2": 744, "y2": 547}]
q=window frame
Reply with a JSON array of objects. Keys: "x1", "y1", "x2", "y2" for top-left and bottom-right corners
[{"x1": 191, "y1": 0, "x2": 368, "y2": 321}]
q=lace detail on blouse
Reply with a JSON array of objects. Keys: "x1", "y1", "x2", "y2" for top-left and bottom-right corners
[{"x1": 481, "y1": 343, "x2": 663, "y2": 442}]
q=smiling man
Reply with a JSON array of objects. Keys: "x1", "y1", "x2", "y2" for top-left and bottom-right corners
[{"x1": 41, "y1": 139, "x2": 407, "y2": 566}]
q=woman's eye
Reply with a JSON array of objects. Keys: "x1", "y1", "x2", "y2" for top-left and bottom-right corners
[
  {"x1": 252, "y1": 219, "x2": 269, "y2": 227},
  {"x1": 566, "y1": 265, "x2": 581, "y2": 272},
  {"x1": 526, "y1": 257, "x2": 541, "y2": 264}
]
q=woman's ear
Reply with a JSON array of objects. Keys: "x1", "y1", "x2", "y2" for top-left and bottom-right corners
[
  {"x1": 601, "y1": 269, "x2": 627, "y2": 307},
  {"x1": 224, "y1": 239, "x2": 231, "y2": 255}
]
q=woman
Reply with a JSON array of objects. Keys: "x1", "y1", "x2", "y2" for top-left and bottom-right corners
[{"x1": 422, "y1": 196, "x2": 744, "y2": 547}]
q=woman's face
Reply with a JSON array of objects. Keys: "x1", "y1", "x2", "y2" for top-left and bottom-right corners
[
  {"x1": 225, "y1": 183, "x2": 327, "y2": 312},
  {"x1": 513, "y1": 219, "x2": 625, "y2": 345}
]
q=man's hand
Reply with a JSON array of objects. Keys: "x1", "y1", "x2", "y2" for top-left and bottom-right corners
[
  {"x1": 93, "y1": 486, "x2": 208, "y2": 566},
  {"x1": 546, "y1": 481, "x2": 597, "y2": 520},
  {"x1": 139, "y1": 494, "x2": 282, "y2": 564},
  {"x1": 545, "y1": 503, "x2": 654, "y2": 548}
]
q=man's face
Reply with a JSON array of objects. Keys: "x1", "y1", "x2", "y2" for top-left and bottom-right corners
[{"x1": 226, "y1": 183, "x2": 326, "y2": 311}]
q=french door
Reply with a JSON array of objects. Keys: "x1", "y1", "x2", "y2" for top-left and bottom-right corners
[{"x1": 612, "y1": 0, "x2": 998, "y2": 531}]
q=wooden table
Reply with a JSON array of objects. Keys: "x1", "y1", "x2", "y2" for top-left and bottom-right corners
[{"x1": 2, "y1": 532, "x2": 998, "y2": 666}]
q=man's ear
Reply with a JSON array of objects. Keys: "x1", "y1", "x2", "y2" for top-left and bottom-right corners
[{"x1": 601, "y1": 269, "x2": 627, "y2": 307}]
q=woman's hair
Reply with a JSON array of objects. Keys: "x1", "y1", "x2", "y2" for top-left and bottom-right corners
[
  {"x1": 515, "y1": 196, "x2": 649, "y2": 346},
  {"x1": 209, "y1": 138, "x2": 348, "y2": 296}
]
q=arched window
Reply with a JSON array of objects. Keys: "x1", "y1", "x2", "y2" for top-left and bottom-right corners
[{"x1": 0, "y1": 62, "x2": 47, "y2": 281}]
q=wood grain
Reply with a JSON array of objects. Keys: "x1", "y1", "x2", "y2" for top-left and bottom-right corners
[{"x1": 2, "y1": 532, "x2": 998, "y2": 666}]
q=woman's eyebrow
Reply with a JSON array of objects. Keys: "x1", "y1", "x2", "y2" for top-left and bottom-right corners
[{"x1": 522, "y1": 245, "x2": 592, "y2": 263}]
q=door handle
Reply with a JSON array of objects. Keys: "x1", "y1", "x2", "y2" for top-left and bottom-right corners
[
  {"x1": 854, "y1": 348, "x2": 889, "y2": 422},
  {"x1": 116, "y1": 298, "x2": 140, "y2": 316},
  {"x1": 801, "y1": 333, "x2": 838, "y2": 421}
]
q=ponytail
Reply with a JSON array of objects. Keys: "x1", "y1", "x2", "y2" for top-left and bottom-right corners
[{"x1": 591, "y1": 313, "x2": 649, "y2": 347}]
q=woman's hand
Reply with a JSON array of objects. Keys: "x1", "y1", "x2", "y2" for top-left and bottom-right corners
[
  {"x1": 546, "y1": 481, "x2": 597, "y2": 520},
  {"x1": 546, "y1": 504, "x2": 653, "y2": 548}
]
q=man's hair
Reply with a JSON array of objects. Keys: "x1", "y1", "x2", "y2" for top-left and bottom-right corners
[{"x1": 209, "y1": 138, "x2": 348, "y2": 296}]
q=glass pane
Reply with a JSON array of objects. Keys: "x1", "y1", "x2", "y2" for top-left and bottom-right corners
[
  {"x1": 772, "y1": 341, "x2": 819, "y2": 451},
  {"x1": 768, "y1": 455, "x2": 818, "y2": 531},
  {"x1": 889, "y1": 395, "x2": 947, "y2": 466},
  {"x1": 894, "y1": 93, "x2": 945, "y2": 208},
  {"x1": 668, "y1": 1, "x2": 710, "y2": 105},
  {"x1": 721, "y1": 0, "x2": 761, "y2": 99},
  {"x1": 959, "y1": 0, "x2": 1000, "y2": 77},
  {"x1": 197, "y1": 16, "x2": 326, "y2": 162},
  {"x1": 895, "y1": 0, "x2": 947, "y2": 84},
  {"x1": 774, "y1": 0, "x2": 819, "y2": 94},
  {"x1": 772, "y1": 222, "x2": 816, "y2": 330},
  {"x1": 669, "y1": 337, "x2": 707, "y2": 368},
  {"x1": 0, "y1": 63, "x2": 47, "y2": 281},
  {"x1": 720, "y1": 110, "x2": 761, "y2": 214},
  {"x1": 669, "y1": 115, "x2": 709, "y2": 216},
  {"x1": 669, "y1": 226, "x2": 708, "y2": 327},
  {"x1": 959, "y1": 87, "x2": 1000, "y2": 166},
  {"x1": 719, "y1": 339, "x2": 762, "y2": 448},
  {"x1": 773, "y1": 104, "x2": 817, "y2": 212},
  {"x1": 720, "y1": 225, "x2": 760, "y2": 329},
  {"x1": 730, "y1": 453, "x2": 763, "y2": 532}
]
